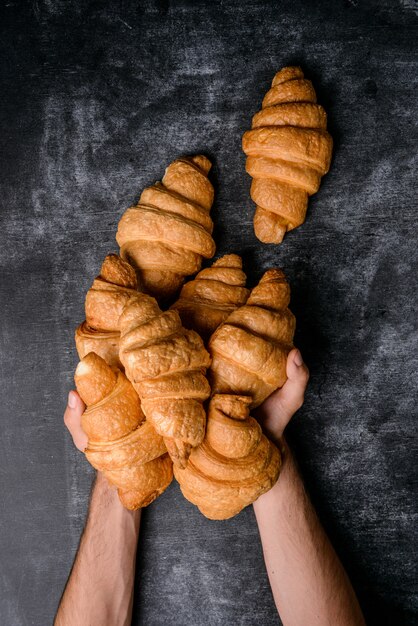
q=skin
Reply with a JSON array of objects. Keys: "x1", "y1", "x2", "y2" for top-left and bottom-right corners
[
  {"x1": 56, "y1": 349, "x2": 365, "y2": 626},
  {"x1": 254, "y1": 349, "x2": 365, "y2": 626},
  {"x1": 56, "y1": 394, "x2": 140, "y2": 626}
]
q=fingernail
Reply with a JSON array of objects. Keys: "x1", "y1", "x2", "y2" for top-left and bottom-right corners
[
  {"x1": 68, "y1": 391, "x2": 77, "y2": 409},
  {"x1": 293, "y1": 350, "x2": 303, "y2": 366}
]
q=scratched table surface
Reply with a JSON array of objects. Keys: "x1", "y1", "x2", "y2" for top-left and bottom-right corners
[{"x1": 1, "y1": 1, "x2": 417, "y2": 624}]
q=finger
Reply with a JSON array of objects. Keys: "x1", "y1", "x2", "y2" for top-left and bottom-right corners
[
  {"x1": 277, "y1": 348, "x2": 310, "y2": 420},
  {"x1": 257, "y1": 348, "x2": 309, "y2": 430},
  {"x1": 64, "y1": 391, "x2": 88, "y2": 452}
]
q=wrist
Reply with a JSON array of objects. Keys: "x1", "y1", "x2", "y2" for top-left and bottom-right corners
[
  {"x1": 267, "y1": 434, "x2": 290, "y2": 467},
  {"x1": 273, "y1": 433, "x2": 287, "y2": 454},
  {"x1": 89, "y1": 473, "x2": 141, "y2": 526},
  {"x1": 253, "y1": 437, "x2": 294, "y2": 512},
  {"x1": 91, "y1": 471, "x2": 118, "y2": 502}
]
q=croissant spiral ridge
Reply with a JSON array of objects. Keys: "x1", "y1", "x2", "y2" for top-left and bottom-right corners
[
  {"x1": 242, "y1": 66, "x2": 333, "y2": 244},
  {"x1": 171, "y1": 254, "x2": 250, "y2": 340},
  {"x1": 209, "y1": 268, "x2": 295, "y2": 407},
  {"x1": 119, "y1": 292, "x2": 211, "y2": 468},
  {"x1": 74, "y1": 352, "x2": 172, "y2": 510},
  {"x1": 174, "y1": 394, "x2": 281, "y2": 519},
  {"x1": 116, "y1": 155, "x2": 216, "y2": 301},
  {"x1": 75, "y1": 254, "x2": 138, "y2": 368}
]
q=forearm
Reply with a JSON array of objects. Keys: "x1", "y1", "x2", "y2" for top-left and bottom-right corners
[
  {"x1": 55, "y1": 473, "x2": 140, "y2": 626},
  {"x1": 254, "y1": 440, "x2": 365, "y2": 626}
]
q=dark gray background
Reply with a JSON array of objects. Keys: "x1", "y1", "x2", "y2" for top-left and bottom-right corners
[{"x1": 1, "y1": 0, "x2": 417, "y2": 624}]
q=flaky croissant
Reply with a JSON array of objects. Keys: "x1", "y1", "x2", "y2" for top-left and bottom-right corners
[
  {"x1": 242, "y1": 66, "x2": 333, "y2": 244},
  {"x1": 171, "y1": 254, "x2": 250, "y2": 341},
  {"x1": 74, "y1": 352, "x2": 172, "y2": 510},
  {"x1": 119, "y1": 292, "x2": 211, "y2": 468},
  {"x1": 175, "y1": 394, "x2": 281, "y2": 519},
  {"x1": 209, "y1": 269, "x2": 295, "y2": 407},
  {"x1": 116, "y1": 155, "x2": 216, "y2": 302},
  {"x1": 75, "y1": 254, "x2": 138, "y2": 368}
]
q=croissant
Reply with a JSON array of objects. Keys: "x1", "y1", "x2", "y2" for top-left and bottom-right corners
[
  {"x1": 74, "y1": 352, "x2": 172, "y2": 509},
  {"x1": 209, "y1": 269, "x2": 295, "y2": 407},
  {"x1": 174, "y1": 394, "x2": 281, "y2": 519},
  {"x1": 119, "y1": 292, "x2": 211, "y2": 468},
  {"x1": 242, "y1": 66, "x2": 333, "y2": 244},
  {"x1": 116, "y1": 155, "x2": 216, "y2": 302},
  {"x1": 75, "y1": 254, "x2": 138, "y2": 368},
  {"x1": 171, "y1": 254, "x2": 250, "y2": 341}
]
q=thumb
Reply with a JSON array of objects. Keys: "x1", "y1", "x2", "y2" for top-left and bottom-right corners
[
  {"x1": 63, "y1": 391, "x2": 88, "y2": 452},
  {"x1": 277, "y1": 348, "x2": 310, "y2": 423},
  {"x1": 257, "y1": 348, "x2": 309, "y2": 437}
]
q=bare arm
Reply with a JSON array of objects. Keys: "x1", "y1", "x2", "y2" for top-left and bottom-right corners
[
  {"x1": 254, "y1": 350, "x2": 365, "y2": 626},
  {"x1": 55, "y1": 392, "x2": 140, "y2": 626}
]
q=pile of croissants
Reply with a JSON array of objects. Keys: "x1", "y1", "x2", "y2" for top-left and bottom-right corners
[{"x1": 72, "y1": 67, "x2": 332, "y2": 520}]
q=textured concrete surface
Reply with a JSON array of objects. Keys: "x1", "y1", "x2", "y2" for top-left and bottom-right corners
[{"x1": 0, "y1": 1, "x2": 417, "y2": 624}]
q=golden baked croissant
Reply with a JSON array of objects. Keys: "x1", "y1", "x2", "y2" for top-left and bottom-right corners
[
  {"x1": 242, "y1": 66, "x2": 333, "y2": 243},
  {"x1": 74, "y1": 352, "x2": 172, "y2": 510},
  {"x1": 174, "y1": 394, "x2": 281, "y2": 519},
  {"x1": 171, "y1": 254, "x2": 250, "y2": 341},
  {"x1": 116, "y1": 155, "x2": 216, "y2": 301},
  {"x1": 209, "y1": 268, "x2": 295, "y2": 407},
  {"x1": 75, "y1": 254, "x2": 138, "y2": 368},
  {"x1": 118, "y1": 292, "x2": 211, "y2": 468}
]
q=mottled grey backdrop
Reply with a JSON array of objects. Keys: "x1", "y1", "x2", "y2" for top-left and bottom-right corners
[{"x1": 1, "y1": 1, "x2": 417, "y2": 624}]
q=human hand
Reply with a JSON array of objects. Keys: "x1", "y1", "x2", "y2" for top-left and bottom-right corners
[
  {"x1": 63, "y1": 390, "x2": 126, "y2": 500},
  {"x1": 64, "y1": 390, "x2": 88, "y2": 452},
  {"x1": 255, "y1": 348, "x2": 309, "y2": 442}
]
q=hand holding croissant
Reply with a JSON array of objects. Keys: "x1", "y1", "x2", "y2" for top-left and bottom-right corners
[
  {"x1": 72, "y1": 233, "x2": 297, "y2": 517},
  {"x1": 65, "y1": 347, "x2": 308, "y2": 519},
  {"x1": 74, "y1": 352, "x2": 172, "y2": 510},
  {"x1": 174, "y1": 394, "x2": 282, "y2": 519}
]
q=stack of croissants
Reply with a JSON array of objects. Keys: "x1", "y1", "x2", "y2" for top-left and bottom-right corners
[{"x1": 72, "y1": 67, "x2": 332, "y2": 520}]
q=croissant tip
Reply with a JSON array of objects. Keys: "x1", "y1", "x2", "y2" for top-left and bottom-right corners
[
  {"x1": 74, "y1": 352, "x2": 118, "y2": 407},
  {"x1": 76, "y1": 351, "x2": 106, "y2": 374},
  {"x1": 259, "y1": 268, "x2": 287, "y2": 283},
  {"x1": 271, "y1": 65, "x2": 305, "y2": 87},
  {"x1": 212, "y1": 254, "x2": 243, "y2": 268},
  {"x1": 188, "y1": 154, "x2": 212, "y2": 174},
  {"x1": 75, "y1": 358, "x2": 91, "y2": 377},
  {"x1": 102, "y1": 252, "x2": 119, "y2": 263},
  {"x1": 98, "y1": 253, "x2": 138, "y2": 289}
]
